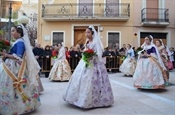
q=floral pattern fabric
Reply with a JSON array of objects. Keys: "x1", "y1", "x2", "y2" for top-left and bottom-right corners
[
  {"x1": 119, "y1": 57, "x2": 136, "y2": 76},
  {"x1": 63, "y1": 42, "x2": 114, "y2": 109},
  {"x1": 49, "y1": 59, "x2": 71, "y2": 81},
  {"x1": 133, "y1": 57, "x2": 165, "y2": 89},
  {"x1": 0, "y1": 59, "x2": 40, "y2": 115}
]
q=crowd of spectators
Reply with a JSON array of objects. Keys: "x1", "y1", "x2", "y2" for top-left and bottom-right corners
[{"x1": 32, "y1": 43, "x2": 175, "y2": 77}]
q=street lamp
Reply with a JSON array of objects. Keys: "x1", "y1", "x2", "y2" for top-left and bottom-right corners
[
  {"x1": 8, "y1": 3, "x2": 12, "y2": 41},
  {"x1": 17, "y1": 15, "x2": 29, "y2": 27}
]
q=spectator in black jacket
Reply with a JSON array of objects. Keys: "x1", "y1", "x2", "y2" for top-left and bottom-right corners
[
  {"x1": 69, "y1": 47, "x2": 81, "y2": 70},
  {"x1": 103, "y1": 47, "x2": 110, "y2": 57},
  {"x1": 119, "y1": 44, "x2": 127, "y2": 56},
  {"x1": 43, "y1": 45, "x2": 52, "y2": 78},
  {"x1": 70, "y1": 47, "x2": 81, "y2": 58},
  {"x1": 33, "y1": 44, "x2": 43, "y2": 68},
  {"x1": 114, "y1": 45, "x2": 119, "y2": 56}
]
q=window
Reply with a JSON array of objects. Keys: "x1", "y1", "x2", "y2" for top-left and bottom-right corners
[
  {"x1": 52, "y1": 32, "x2": 64, "y2": 45},
  {"x1": 79, "y1": 0, "x2": 93, "y2": 16},
  {"x1": 106, "y1": 0, "x2": 119, "y2": 17},
  {"x1": 108, "y1": 32, "x2": 120, "y2": 49}
]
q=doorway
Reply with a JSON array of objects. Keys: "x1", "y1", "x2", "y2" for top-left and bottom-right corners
[
  {"x1": 140, "y1": 32, "x2": 167, "y2": 45},
  {"x1": 74, "y1": 26, "x2": 98, "y2": 46}
]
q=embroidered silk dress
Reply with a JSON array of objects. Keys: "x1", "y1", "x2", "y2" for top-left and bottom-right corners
[
  {"x1": 157, "y1": 46, "x2": 169, "y2": 82},
  {"x1": 63, "y1": 41, "x2": 114, "y2": 109},
  {"x1": 49, "y1": 46, "x2": 71, "y2": 81},
  {"x1": 119, "y1": 48, "x2": 136, "y2": 76},
  {"x1": 133, "y1": 46, "x2": 165, "y2": 89},
  {"x1": 0, "y1": 38, "x2": 40, "y2": 115}
]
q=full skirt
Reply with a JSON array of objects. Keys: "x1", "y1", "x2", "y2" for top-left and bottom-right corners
[
  {"x1": 63, "y1": 58, "x2": 114, "y2": 109},
  {"x1": 0, "y1": 59, "x2": 40, "y2": 115},
  {"x1": 49, "y1": 59, "x2": 71, "y2": 81},
  {"x1": 119, "y1": 58, "x2": 136, "y2": 76},
  {"x1": 133, "y1": 58, "x2": 165, "y2": 89},
  {"x1": 36, "y1": 75, "x2": 44, "y2": 94}
]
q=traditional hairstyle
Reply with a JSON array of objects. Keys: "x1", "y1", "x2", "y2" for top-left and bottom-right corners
[
  {"x1": 12, "y1": 25, "x2": 24, "y2": 37},
  {"x1": 146, "y1": 35, "x2": 153, "y2": 42},
  {"x1": 87, "y1": 27, "x2": 94, "y2": 35},
  {"x1": 128, "y1": 44, "x2": 132, "y2": 48}
]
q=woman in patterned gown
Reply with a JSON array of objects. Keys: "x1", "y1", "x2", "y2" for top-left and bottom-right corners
[
  {"x1": 63, "y1": 25, "x2": 114, "y2": 109},
  {"x1": 48, "y1": 43, "x2": 71, "y2": 81},
  {"x1": 0, "y1": 25, "x2": 41, "y2": 114},
  {"x1": 119, "y1": 44, "x2": 136, "y2": 76},
  {"x1": 133, "y1": 35, "x2": 166, "y2": 89},
  {"x1": 155, "y1": 39, "x2": 170, "y2": 85}
]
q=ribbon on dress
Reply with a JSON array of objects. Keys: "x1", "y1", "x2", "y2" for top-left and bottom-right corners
[
  {"x1": 149, "y1": 57, "x2": 168, "y2": 81},
  {"x1": 2, "y1": 56, "x2": 31, "y2": 103}
]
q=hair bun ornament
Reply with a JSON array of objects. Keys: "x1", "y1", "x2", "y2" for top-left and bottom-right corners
[
  {"x1": 149, "y1": 35, "x2": 153, "y2": 39},
  {"x1": 89, "y1": 25, "x2": 93, "y2": 29},
  {"x1": 17, "y1": 25, "x2": 22, "y2": 29},
  {"x1": 61, "y1": 42, "x2": 64, "y2": 45}
]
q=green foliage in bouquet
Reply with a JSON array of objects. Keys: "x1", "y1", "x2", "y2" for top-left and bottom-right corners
[
  {"x1": 82, "y1": 49, "x2": 96, "y2": 67},
  {"x1": 136, "y1": 47, "x2": 143, "y2": 54},
  {"x1": 0, "y1": 39, "x2": 11, "y2": 52}
]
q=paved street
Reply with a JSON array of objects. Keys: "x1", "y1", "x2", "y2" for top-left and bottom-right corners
[{"x1": 30, "y1": 71, "x2": 175, "y2": 115}]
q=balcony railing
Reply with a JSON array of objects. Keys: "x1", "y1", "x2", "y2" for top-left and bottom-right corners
[
  {"x1": 42, "y1": 3, "x2": 130, "y2": 21},
  {"x1": 141, "y1": 8, "x2": 170, "y2": 26}
]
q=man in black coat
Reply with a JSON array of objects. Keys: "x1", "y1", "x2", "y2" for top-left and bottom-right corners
[{"x1": 33, "y1": 44, "x2": 44, "y2": 69}]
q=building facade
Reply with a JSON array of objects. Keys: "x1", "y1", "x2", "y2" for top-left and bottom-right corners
[
  {"x1": 38, "y1": 0, "x2": 175, "y2": 49},
  {"x1": 133, "y1": 0, "x2": 175, "y2": 47},
  {"x1": 38, "y1": 0, "x2": 133, "y2": 49}
]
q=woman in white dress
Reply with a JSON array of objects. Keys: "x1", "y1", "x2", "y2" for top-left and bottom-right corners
[
  {"x1": 119, "y1": 44, "x2": 136, "y2": 76},
  {"x1": 133, "y1": 35, "x2": 166, "y2": 89},
  {"x1": 63, "y1": 25, "x2": 114, "y2": 109},
  {"x1": 0, "y1": 25, "x2": 41, "y2": 114},
  {"x1": 49, "y1": 43, "x2": 71, "y2": 81}
]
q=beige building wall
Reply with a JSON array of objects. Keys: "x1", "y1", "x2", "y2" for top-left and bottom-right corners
[{"x1": 38, "y1": 0, "x2": 135, "y2": 48}]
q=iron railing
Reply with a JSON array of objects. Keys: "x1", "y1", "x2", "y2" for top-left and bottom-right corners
[
  {"x1": 40, "y1": 56, "x2": 122, "y2": 73},
  {"x1": 141, "y1": 8, "x2": 169, "y2": 22},
  {"x1": 42, "y1": 3, "x2": 130, "y2": 19}
]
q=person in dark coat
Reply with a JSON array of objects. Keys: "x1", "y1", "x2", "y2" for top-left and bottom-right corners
[
  {"x1": 69, "y1": 47, "x2": 81, "y2": 70},
  {"x1": 103, "y1": 47, "x2": 110, "y2": 57},
  {"x1": 119, "y1": 44, "x2": 127, "y2": 56},
  {"x1": 33, "y1": 44, "x2": 44, "y2": 70},
  {"x1": 43, "y1": 45, "x2": 52, "y2": 78},
  {"x1": 69, "y1": 47, "x2": 81, "y2": 58}
]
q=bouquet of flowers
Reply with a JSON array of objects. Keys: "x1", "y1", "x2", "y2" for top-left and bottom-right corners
[
  {"x1": 120, "y1": 55, "x2": 126, "y2": 61},
  {"x1": 0, "y1": 39, "x2": 10, "y2": 52},
  {"x1": 136, "y1": 47, "x2": 143, "y2": 54},
  {"x1": 82, "y1": 49, "x2": 96, "y2": 67},
  {"x1": 52, "y1": 50, "x2": 58, "y2": 59}
]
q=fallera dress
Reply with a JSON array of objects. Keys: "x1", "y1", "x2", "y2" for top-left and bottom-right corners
[
  {"x1": 0, "y1": 38, "x2": 40, "y2": 115},
  {"x1": 63, "y1": 41, "x2": 114, "y2": 109},
  {"x1": 119, "y1": 48, "x2": 136, "y2": 76},
  {"x1": 49, "y1": 45, "x2": 71, "y2": 81},
  {"x1": 133, "y1": 45, "x2": 165, "y2": 89}
]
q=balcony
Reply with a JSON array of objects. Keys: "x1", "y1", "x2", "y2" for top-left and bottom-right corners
[
  {"x1": 141, "y1": 8, "x2": 170, "y2": 27},
  {"x1": 42, "y1": 3, "x2": 130, "y2": 21}
]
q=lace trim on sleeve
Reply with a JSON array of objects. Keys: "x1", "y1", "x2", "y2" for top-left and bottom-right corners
[
  {"x1": 150, "y1": 53, "x2": 157, "y2": 59},
  {"x1": 12, "y1": 53, "x2": 23, "y2": 61}
]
